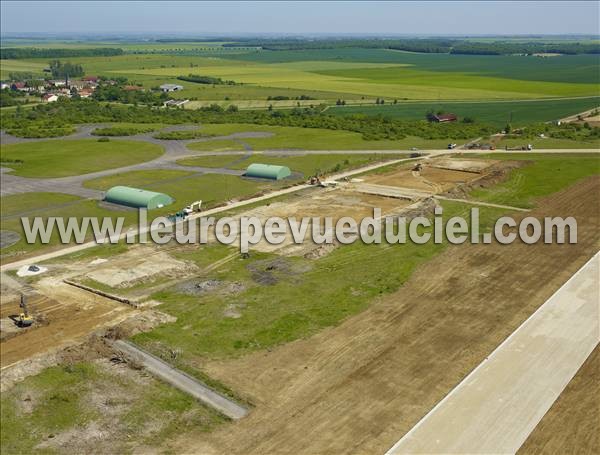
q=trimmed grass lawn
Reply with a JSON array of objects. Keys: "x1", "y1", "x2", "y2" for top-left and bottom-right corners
[
  {"x1": 471, "y1": 153, "x2": 600, "y2": 208},
  {"x1": 84, "y1": 170, "x2": 275, "y2": 209},
  {"x1": 0, "y1": 361, "x2": 224, "y2": 454},
  {"x1": 0, "y1": 139, "x2": 164, "y2": 178},
  {"x1": 178, "y1": 153, "x2": 406, "y2": 177},
  {"x1": 188, "y1": 123, "x2": 451, "y2": 151},
  {"x1": 83, "y1": 169, "x2": 197, "y2": 190},
  {"x1": 0, "y1": 172, "x2": 275, "y2": 257},
  {"x1": 493, "y1": 137, "x2": 600, "y2": 150}
]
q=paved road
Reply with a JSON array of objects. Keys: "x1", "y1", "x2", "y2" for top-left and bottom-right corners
[
  {"x1": 113, "y1": 340, "x2": 248, "y2": 420},
  {"x1": 386, "y1": 252, "x2": 600, "y2": 455}
]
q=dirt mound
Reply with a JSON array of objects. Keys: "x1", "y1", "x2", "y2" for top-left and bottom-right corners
[
  {"x1": 247, "y1": 258, "x2": 311, "y2": 285},
  {"x1": 442, "y1": 160, "x2": 528, "y2": 200},
  {"x1": 177, "y1": 279, "x2": 222, "y2": 295}
]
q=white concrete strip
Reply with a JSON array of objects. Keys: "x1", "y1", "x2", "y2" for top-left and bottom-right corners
[
  {"x1": 434, "y1": 195, "x2": 531, "y2": 212},
  {"x1": 113, "y1": 340, "x2": 248, "y2": 420},
  {"x1": 386, "y1": 252, "x2": 600, "y2": 455}
]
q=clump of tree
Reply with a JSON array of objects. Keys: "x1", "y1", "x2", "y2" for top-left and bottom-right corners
[
  {"x1": 93, "y1": 81, "x2": 167, "y2": 106},
  {"x1": 91, "y1": 125, "x2": 157, "y2": 136},
  {"x1": 49, "y1": 60, "x2": 84, "y2": 78},
  {"x1": 0, "y1": 88, "x2": 27, "y2": 107},
  {"x1": 177, "y1": 74, "x2": 236, "y2": 85},
  {"x1": 1, "y1": 47, "x2": 123, "y2": 59}
]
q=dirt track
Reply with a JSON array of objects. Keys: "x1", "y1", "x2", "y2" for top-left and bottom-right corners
[{"x1": 173, "y1": 176, "x2": 600, "y2": 455}]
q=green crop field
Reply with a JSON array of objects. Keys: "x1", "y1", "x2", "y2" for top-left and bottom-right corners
[
  {"x1": 326, "y1": 97, "x2": 600, "y2": 128},
  {"x1": 0, "y1": 139, "x2": 163, "y2": 178},
  {"x1": 5, "y1": 45, "x2": 597, "y2": 102}
]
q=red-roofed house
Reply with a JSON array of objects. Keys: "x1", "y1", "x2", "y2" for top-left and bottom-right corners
[
  {"x1": 78, "y1": 88, "x2": 94, "y2": 98},
  {"x1": 83, "y1": 76, "x2": 98, "y2": 83},
  {"x1": 432, "y1": 113, "x2": 458, "y2": 123},
  {"x1": 42, "y1": 93, "x2": 58, "y2": 102}
]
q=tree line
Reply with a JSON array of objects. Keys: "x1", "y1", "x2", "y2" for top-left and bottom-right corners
[
  {"x1": 1, "y1": 47, "x2": 124, "y2": 59},
  {"x1": 222, "y1": 38, "x2": 600, "y2": 55},
  {"x1": 177, "y1": 74, "x2": 236, "y2": 85}
]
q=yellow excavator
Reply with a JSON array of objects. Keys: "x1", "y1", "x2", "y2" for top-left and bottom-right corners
[{"x1": 18, "y1": 294, "x2": 34, "y2": 327}]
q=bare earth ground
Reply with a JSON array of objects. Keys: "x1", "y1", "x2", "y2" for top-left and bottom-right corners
[
  {"x1": 518, "y1": 346, "x2": 599, "y2": 455},
  {"x1": 171, "y1": 176, "x2": 600, "y2": 455},
  {"x1": 0, "y1": 280, "x2": 134, "y2": 369}
]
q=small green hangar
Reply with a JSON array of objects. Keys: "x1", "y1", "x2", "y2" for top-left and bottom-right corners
[
  {"x1": 245, "y1": 163, "x2": 291, "y2": 180},
  {"x1": 104, "y1": 186, "x2": 174, "y2": 209}
]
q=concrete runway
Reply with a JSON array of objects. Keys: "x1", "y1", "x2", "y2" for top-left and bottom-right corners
[{"x1": 386, "y1": 252, "x2": 600, "y2": 455}]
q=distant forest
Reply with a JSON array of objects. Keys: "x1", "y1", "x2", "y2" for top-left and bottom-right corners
[
  {"x1": 0, "y1": 47, "x2": 124, "y2": 59},
  {"x1": 222, "y1": 39, "x2": 600, "y2": 55}
]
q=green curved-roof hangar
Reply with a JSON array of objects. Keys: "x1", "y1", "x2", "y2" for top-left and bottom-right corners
[
  {"x1": 104, "y1": 186, "x2": 174, "y2": 209},
  {"x1": 246, "y1": 163, "x2": 291, "y2": 180}
]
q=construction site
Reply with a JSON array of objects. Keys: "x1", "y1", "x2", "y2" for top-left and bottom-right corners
[{"x1": 1, "y1": 144, "x2": 598, "y2": 453}]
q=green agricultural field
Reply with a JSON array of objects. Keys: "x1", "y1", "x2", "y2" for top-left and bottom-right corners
[
  {"x1": 0, "y1": 361, "x2": 224, "y2": 454},
  {"x1": 226, "y1": 48, "x2": 600, "y2": 85},
  {"x1": 0, "y1": 139, "x2": 163, "y2": 178},
  {"x1": 178, "y1": 153, "x2": 406, "y2": 177},
  {"x1": 0, "y1": 59, "x2": 48, "y2": 79},
  {"x1": 8, "y1": 46, "x2": 597, "y2": 102},
  {"x1": 326, "y1": 97, "x2": 600, "y2": 128},
  {"x1": 188, "y1": 123, "x2": 452, "y2": 150}
]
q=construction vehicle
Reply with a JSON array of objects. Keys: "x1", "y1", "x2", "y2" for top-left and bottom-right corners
[
  {"x1": 183, "y1": 200, "x2": 202, "y2": 215},
  {"x1": 447, "y1": 143, "x2": 457, "y2": 149},
  {"x1": 18, "y1": 294, "x2": 33, "y2": 327},
  {"x1": 167, "y1": 210, "x2": 187, "y2": 223},
  {"x1": 412, "y1": 163, "x2": 423, "y2": 172}
]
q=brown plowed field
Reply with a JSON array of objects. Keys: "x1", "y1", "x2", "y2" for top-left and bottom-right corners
[
  {"x1": 518, "y1": 345, "x2": 599, "y2": 455},
  {"x1": 173, "y1": 176, "x2": 600, "y2": 455}
]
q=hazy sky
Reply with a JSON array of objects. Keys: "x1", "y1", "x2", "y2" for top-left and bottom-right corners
[{"x1": 1, "y1": 1, "x2": 599, "y2": 36}]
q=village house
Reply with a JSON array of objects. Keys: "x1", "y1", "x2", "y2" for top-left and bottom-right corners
[
  {"x1": 41, "y1": 93, "x2": 59, "y2": 102},
  {"x1": 159, "y1": 83, "x2": 183, "y2": 92}
]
